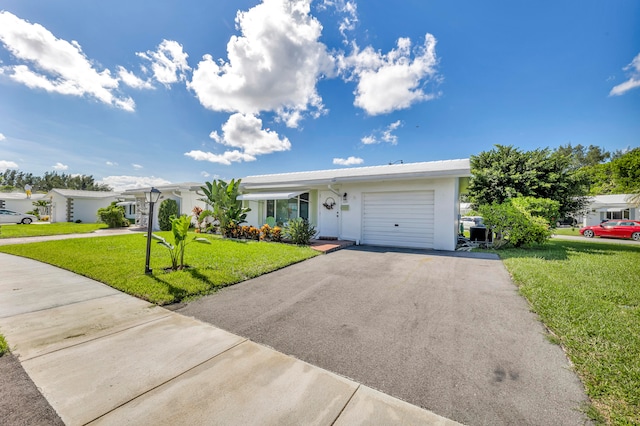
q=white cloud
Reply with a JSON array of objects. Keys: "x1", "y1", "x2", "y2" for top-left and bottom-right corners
[
  {"x1": 52, "y1": 162, "x2": 68, "y2": 170},
  {"x1": 333, "y1": 156, "x2": 363, "y2": 166},
  {"x1": 381, "y1": 120, "x2": 402, "y2": 144},
  {"x1": 201, "y1": 171, "x2": 210, "y2": 178},
  {"x1": 132, "y1": 163, "x2": 143, "y2": 170},
  {"x1": 136, "y1": 39, "x2": 190, "y2": 86},
  {"x1": 0, "y1": 133, "x2": 6, "y2": 141},
  {"x1": 362, "y1": 120, "x2": 403, "y2": 145},
  {"x1": 318, "y1": 1, "x2": 358, "y2": 42},
  {"x1": 0, "y1": 11, "x2": 135, "y2": 111},
  {"x1": 188, "y1": 0, "x2": 334, "y2": 128},
  {"x1": 187, "y1": 113, "x2": 291, "y2": 165},
  {"x1": 0, "y1": 160, "x2": 19, "y2": 170},
  {"x1": 609, "y1": 52, "x2": 640, "y2": 96},
  {"x1": 361, "y1": 135, "x2": 377, "y2": 145},
  {"x1": 339, "y1": 33, "x2": 440, "y2": 115},
  {"x1": 98, "y1": 175, "x2": 172, "y2": 192},
  {"x1": 106, "y1": 161, "x2": 118, "y2": 166},
  {"x1": 185, "y1": 149, "x2": 256, "y2": 166},
  {"x1": 117, "y1": 66, "x2": 155, "y2": 90}
]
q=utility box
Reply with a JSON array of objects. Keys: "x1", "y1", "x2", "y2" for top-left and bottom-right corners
[{"x1": 470, "y1": 226, "x2": 492, "y2": 242}]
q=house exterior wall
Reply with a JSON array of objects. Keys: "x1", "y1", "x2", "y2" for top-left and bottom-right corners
[
  {"x1": 49, "y1": 194, "x2": 118, "y2": 223},
  {"x1": 582, "y1": 194, "x2": 638, "y2": 226},
  {"x1": 73, "y1": 198, "x2": 118, "y2": 223},
  {"x1": 242, "y1": 177, "x2": 461, "y2": 251},
  {"x1": 336, "y1": 177, "x2": 459, "y2": 251},
  {"x1": 1, "y1": 198, "x2": 38, "y2": 214},
  {"x1": 49, "y1": 193, "x2": 67, "y2": 223}
]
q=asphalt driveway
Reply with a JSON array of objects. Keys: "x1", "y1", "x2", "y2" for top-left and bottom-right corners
[{"x1": 178, "y1": 246, "x2": 590, "y2": 426}]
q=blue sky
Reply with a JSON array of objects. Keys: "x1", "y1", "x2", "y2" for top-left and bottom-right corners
[{"x1": 0, "y1": 0, "x2": 639, "y2": 191}]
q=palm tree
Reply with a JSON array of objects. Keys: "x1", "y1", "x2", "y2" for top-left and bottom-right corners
[{"x1": 626, "y1": 192, "x2": 640, "y2": 208}]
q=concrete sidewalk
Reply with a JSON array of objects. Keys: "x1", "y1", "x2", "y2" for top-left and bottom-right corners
[{"x1": 0, "y1": 253, "x2": 460, "y2": 425}]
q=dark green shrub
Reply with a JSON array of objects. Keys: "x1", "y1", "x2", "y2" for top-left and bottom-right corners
[
  {"x1": 479, "y1": 198, "x2": 552, "y2": 248},
  {"x1": 97, "y1": 202, "x2": 129, "y2": 228},
  {"x1": 284, "y1": 218, "x2": 316, "y2": 245},
  {"x1": 158, "y1": 199, "x2": 179, "y2": 231}
]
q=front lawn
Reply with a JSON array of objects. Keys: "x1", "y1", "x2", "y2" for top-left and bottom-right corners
[
  {"x1": 0, "y1": 233, "x2": 318, "y2": 305},
  {"x1": 0, "y1": 222, "x2": 108, "y2": 239},
  {"x1": 494, "y1": 240, "x2": 640, "y2": 424},
  {"x1": 553, "y1": 227, "x2": 582, "y2": 236}
]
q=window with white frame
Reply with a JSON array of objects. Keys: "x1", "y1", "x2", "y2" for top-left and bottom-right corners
[
  {"x1": 605, "y1": 209, "x2": 630, "y2": 220},
  {"x1": 266, "y1": 193, "x2": 309, "y2": 225}
]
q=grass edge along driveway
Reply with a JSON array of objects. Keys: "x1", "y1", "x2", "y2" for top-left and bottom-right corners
[
  {"x1": 493, "y1": 240, "x2": 639, "y2": 425},
  {"x1": 0, "y1": 233, "x2": 318, "y2": 305}
]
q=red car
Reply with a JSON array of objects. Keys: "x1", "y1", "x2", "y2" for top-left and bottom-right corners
[{"x1": 579, "y1": 220, "x2": 640, "y2": 241}]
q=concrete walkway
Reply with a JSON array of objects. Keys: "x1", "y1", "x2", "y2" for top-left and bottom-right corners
[{"x1": 0, "y1": 253, "x2": 459, "y2": 425}]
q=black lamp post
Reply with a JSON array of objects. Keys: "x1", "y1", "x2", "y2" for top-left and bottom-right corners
[{"x1": 144, "y1": 187, "x2": 161, "y2": 274}]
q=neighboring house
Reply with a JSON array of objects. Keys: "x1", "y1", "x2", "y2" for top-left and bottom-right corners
[
  {"x1": 582, "y1": 194, "x2": 638, "y2": 226},
  {"x1": 122, "y1": 183, "x2": 207, "y2": 230},
  {"x1": 46, "y1": 189, "x2": 121, "y2": 223},
  {"x1": 0, "y1": 192, "x2": 48, "y2": 215},
  {"x1": 239, "y1": 159, "x2": 471, "y2": 251}
]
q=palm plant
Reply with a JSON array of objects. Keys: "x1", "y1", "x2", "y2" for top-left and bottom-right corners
[
  {"x1": 199, "y1": 179, "x2": 250, "y2": 237},
  {"x1": 152, "y1": 214, "x2": 210, "y2": 270}
]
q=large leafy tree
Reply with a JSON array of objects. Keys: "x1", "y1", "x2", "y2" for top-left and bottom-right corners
[
  {"x1": 468, "y1": 145, "x2": 589, "y2": 217},
  {"x1": 582, "y1": 147, "x2": 640, "y2": 195},
  {"x1": 0, "y1": 169, "x2": 111, "y2": 192}
]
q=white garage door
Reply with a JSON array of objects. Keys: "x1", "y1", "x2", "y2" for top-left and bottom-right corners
[{"x1": 362, "y1": 191, "x2": 434, "y2": 249}]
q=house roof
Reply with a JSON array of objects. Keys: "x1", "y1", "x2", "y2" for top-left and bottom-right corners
[
  {"x1": 46, "y1": 189, "x2": 121, "y2": 199},
  {"x1": 241, "y1": 159, "x2": 471, "y2": 189},
  {"x1": 0, "y1": 192, "x2": 48, "y2": 201},
  {"x1": 122, "y1": 182, "x2": 203, "y2": 195},
  {"x1": 589, "y1": 193, "x2": 636, "y2": 207}
]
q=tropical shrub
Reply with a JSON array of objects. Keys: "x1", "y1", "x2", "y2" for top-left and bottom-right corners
[
  {"x1": 260, "y1": 224, "x2": 272, "y2": 241},
  {"x1": 272, "y1": 226, "x2": 282, "y2": 242},
  {"x1": 284, "y1": 218, "x2": 316, "y2": 245},
  {"x1": 199, "y1": 179, "x2": 250, "y2": 235},
  {"x1": 97, "y1": 202, "x2": 129, "y2": 228},
  {"x1": 152, "y1": 214, "x2": 211, "y2": 270},
  {"x1": 478, "y1": 198, "x2": 553, "y2": 248},
  {"x1": 158, "y1": 199, "x2": 179, "y2": 231}
]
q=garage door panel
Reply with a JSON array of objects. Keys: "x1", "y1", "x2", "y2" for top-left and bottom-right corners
[{"x1": 362, "y1": 191, "x2": 434, "y2": 249}]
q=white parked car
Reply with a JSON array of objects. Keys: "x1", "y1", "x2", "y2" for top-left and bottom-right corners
[
  {"x1": 0, "y1": 209, "x2": 38, "y2": 224},
  {"x1": 461, "y1": 216, "x2": 484, "y2": 231}
]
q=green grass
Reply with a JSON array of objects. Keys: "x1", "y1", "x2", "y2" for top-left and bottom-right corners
[
  {"x1": 0, "y1": 334, "x2": 8, "y2": 357},
  {"x1": 493, "y1": 240, "x2": 640, "y2": 424},
  {"x1": 0, "y1": 222, "x2": 108, "y2": 238},
  {"x1": 0, "y1": 233, "x2": 318, "y2": 305},
  {"x1": 552, "y1": 227, "x2": 583, "y2": 236}
]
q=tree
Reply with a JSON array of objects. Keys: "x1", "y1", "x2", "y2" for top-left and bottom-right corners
[
  {"x1": 555, "y1": 143, "x2": 610, "y2": 170},
  {"x1": 478, "y1": 198, "x2": 555, "y2": 248},
  {"x1": 0, "y1": 169, "x2": 112, "y2": 192},
  {"x1": 158, "y1": 199, "x2": 179, "y2": 231},
  {"x1": 468, "y1": 145, "x2": 589, "y2": 217},
  {"x1": 97, "y1": 202, "x2": 129, "y2": 228},
  {"x1": 582, "y1": 147, "x2": 640, "y2": 195},
  {"x1": 199, "y1": 179, "x2": 250, "y2": 237}
]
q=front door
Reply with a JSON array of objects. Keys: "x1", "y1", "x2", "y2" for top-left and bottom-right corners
[{"x1": 318, "y1": 191, "x2": 339, "y2": 238}]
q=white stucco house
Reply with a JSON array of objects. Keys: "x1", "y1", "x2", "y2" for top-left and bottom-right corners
[
  {"x1": 0, "y1": 192, "x2": 48, "y2": 215},
  {"x1": 582, "y1": 194, "x2": 638, "y2": 226},
  {"x1": 122, "y1": 182, "x2": 207, "y2": 230},
  {"x1": 46, "y1": 189, "x2": 121, "y2": 223},
  {"x1": 239, "y1": 159, "x2": 471, "y2": 251}
]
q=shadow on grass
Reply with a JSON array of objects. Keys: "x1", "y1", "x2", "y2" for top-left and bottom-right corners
[{"x1": 487, "y1": 239, "x2": 637, "y2": 262}]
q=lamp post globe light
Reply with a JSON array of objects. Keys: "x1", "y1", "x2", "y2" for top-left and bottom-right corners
[{"x1": 144, "y1": 187, "x2": 161, "y2": 274}]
